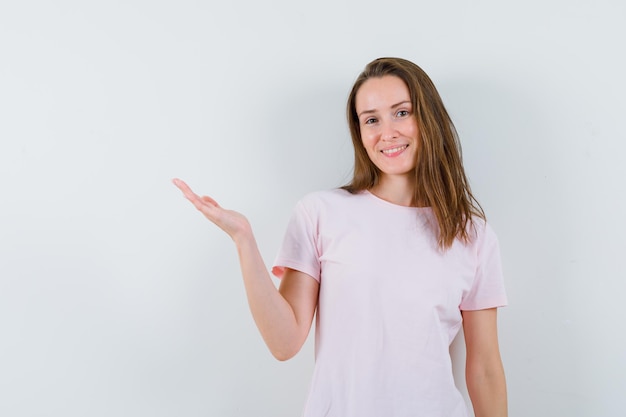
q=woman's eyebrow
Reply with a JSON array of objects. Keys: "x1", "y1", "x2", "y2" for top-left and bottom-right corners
[
  {"x1": 391, "y1": 100, "x2": 411, "y2": 109},
  {"x1": 357, "y1": 100, "x2": 411, "y2": 118}
]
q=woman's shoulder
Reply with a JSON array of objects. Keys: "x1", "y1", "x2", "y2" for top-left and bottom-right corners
[
  {"x1": 298, "y1": 188, "x2": 360, "y2": 205},
  {"x1": 292, "y1": 188, "x2": 365, "y2": 217},
  {"x1": 464, "y1": 215, "x2": 500, "y2": 250}
]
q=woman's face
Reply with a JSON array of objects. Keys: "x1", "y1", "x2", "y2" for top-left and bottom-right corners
[{"x1": 355, "y1": 75, "x2": 419, "y2": 182}]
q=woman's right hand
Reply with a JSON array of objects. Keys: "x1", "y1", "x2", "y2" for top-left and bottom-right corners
[
  {"x1": 172, "y1": 178, "x2": 251, "y2": 242},
  {"x1": 173, "y1": 178, "x2": 319, "y2": 360}
]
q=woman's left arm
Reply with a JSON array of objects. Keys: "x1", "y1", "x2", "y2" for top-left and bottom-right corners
[{"x1": 462, "y1": 308, "x2": 508, "y2": 417}]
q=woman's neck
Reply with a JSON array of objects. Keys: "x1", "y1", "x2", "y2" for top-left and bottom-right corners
[{"x1": 369, "y1": 175, "x2": 417, "y2": 207}]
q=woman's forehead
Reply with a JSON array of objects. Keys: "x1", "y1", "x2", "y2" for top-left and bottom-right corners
[{"x1": 355, "y1": 76, "x2": 411, "y2": 113}]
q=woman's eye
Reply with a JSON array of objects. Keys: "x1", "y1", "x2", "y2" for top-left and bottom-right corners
[
  {"x1": 364, "y1": 117, "x2": 377, "y2": 125},
  {"x1": 396, "y1": 110, "x2": 410, "y2": 117}
]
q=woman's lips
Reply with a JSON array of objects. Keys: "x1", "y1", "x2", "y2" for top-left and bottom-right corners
[{"x1": 381, "y1": 144, "x2": 408, "y2": 157}]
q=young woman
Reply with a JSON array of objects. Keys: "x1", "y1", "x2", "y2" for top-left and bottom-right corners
[{"x1": 173, "y1": 57, "x2": 508, "y2": 417}]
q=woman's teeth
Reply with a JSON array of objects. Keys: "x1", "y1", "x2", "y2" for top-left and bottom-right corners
[{"x1": 382, "y1": 145, "x2": 408, "y2": 155}]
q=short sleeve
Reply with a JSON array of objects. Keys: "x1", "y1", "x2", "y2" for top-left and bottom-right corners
[
  {"x1": 271, "y1": 200, "x2": 321, "y2": 282},
  {"x1": 459, "y1": 222, "x2": 508, "y2": 310}
]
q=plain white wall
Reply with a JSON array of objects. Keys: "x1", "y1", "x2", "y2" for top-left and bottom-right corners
[{"x1": 1, "y1": 0, "x2": 624, "y2": 416}]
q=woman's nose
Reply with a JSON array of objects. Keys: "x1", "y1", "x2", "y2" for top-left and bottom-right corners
[{"x1": 380, "y1": 119, "x2": 398, "y2": 141}]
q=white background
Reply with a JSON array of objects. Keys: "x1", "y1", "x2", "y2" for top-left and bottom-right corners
[{"x1": 1, "y1": 0, "x2": 625, "y2": 416}]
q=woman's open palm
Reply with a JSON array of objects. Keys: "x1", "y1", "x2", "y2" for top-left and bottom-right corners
[{"x1": 172, "y1": 178, "x2": 251, "y2": 241}]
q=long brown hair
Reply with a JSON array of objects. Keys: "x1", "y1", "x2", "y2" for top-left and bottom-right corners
[{"x1": 342, "y1": 57, "x2": 485, "y2": 249}]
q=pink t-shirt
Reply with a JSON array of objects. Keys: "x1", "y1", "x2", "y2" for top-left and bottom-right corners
[{"x1": 272, "y1": 189, "x2": 507, "y2": 417}]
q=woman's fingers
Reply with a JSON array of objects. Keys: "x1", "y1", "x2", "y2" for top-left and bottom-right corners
[
  {"x1": 173, "y1": 178, "x2": 200, "y2": 202},
  {"x1": 173, "y1": 178, "x2": 212, "y2": 209},
  {"x1": 200, "y1": 195, "x2": 220, "y2": 208},
  {"x1": 172, "y1": 178, "x2": 251, "y2": 240},
  {"x1": 173, "y1": 178, "x2": 224, "y2": 221}
]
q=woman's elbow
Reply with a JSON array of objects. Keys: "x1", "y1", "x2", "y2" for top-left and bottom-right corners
[
  {"x1": 267, "y1": 336, "x2": 306, "y2": 361},
  {"x1": 270, "y1": 344, "x2": 300, "y2": 361}
]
